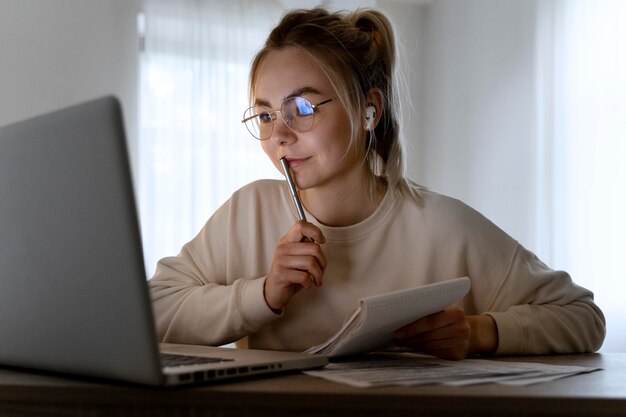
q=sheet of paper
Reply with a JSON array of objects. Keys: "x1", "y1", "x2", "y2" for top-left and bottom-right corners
[{"x1": 304, "y1": 353, "x2": 601, "y2": 388}]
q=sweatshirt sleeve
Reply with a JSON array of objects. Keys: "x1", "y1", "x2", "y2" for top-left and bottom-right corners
[
  {"x1": 485, "y1": 245, "x2": 606, "y2": 355},
  {"x1": 148, "y1": 191, "x2": 280, "y2": 346},
  {"x1": 433, "y1": 193, "x2": 605, "y2": 356}
]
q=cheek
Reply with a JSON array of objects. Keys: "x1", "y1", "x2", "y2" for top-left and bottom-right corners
[
  {"x1": 260, "y1": 140, "x2": 274, "y2": 157},
  {"x1": 326, "y1": 111, "x2": 354, "y2": 149},
  {"x1": 323, "y1": 120, "x2": 355, "y2": 157},
  {"x1": 260, "y1": 141, "x2": 281, "y2": 169}
]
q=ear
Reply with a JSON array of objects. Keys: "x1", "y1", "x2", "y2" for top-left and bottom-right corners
[{"x1": 363, "y1": 88, "x2": 384, "y2": 131}]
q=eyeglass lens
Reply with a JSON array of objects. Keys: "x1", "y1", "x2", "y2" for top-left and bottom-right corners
[{"x1": 243, "y1": 97, "x2": 316, "y2": 140}]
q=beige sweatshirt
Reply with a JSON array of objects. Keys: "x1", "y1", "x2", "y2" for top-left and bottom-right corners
[{"x1": 149, "y1": 180, "x2": 605, "y2": 355}]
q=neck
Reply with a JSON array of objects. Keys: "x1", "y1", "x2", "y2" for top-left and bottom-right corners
[{"x1": 300, "y1": 171, "x2": 387, "y2": 227}]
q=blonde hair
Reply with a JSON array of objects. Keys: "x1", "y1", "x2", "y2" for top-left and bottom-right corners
[{"x1": 249, "y1": 7, "x2": 421, "y2": 201}]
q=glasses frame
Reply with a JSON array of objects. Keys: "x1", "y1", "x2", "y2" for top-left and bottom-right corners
[{"x1": 241, "y1": 96, "x2": 334, "y2": 140}]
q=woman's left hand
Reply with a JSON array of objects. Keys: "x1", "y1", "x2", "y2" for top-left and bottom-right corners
[
  {"x1": 393, "y1": 307, "x2": 471, "y2": 360},
  {"x1": 393, "y1": 308, "x2": 498, "y2": 360}
]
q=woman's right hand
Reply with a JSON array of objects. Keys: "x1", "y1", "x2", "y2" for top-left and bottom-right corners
[{"x1": 264, "y1": 221, "x2": 327, "y2": 312}]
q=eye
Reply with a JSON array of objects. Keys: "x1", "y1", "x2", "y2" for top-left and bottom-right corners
[
  {"x1": 294, "y1": 97, "x2": 314, "y2": 117},
  {"x1": 258, "y1": 112, "x2": 273, "y2": 123}
]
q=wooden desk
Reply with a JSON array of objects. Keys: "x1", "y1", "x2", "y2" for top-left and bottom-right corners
[{"x1": 1, "y1": 353, "x2": 624, "y2": 417}]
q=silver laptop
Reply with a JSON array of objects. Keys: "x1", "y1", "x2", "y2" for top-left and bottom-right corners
[{"x1": 0, "y1": 96, "x2": 327, "y2": 386}]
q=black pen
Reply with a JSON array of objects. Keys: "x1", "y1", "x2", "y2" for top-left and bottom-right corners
[{"x1": 279, "y1": 156, "x2": 307, "y2": 222}]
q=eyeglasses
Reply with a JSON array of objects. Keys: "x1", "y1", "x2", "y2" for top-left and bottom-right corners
[{"x1": 241, "y1": 96, "x2": 334, "y2": 140}]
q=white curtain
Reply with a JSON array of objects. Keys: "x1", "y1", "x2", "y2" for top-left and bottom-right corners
[
  {"x1": 138, "y1": 0, "x2": 284, "y2": 277},
  {"x1": 539, "y1": 0, "x2": 626, "y2": 352}
]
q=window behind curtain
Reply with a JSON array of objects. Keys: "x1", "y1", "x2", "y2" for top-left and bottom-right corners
[{"x1": 138, "y1": 1, "x2": 283, "y2": 277}]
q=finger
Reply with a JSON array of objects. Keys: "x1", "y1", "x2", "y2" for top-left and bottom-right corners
[
  {"x1": 276, "y1": 268, "x2": 316, "y2": 289},
  {"x1": 284, "y1": 221, "x2": 326, "y2": 244},
  {"x1": 299, "y1": 221, "x2": 326, "y2": 244},
  {"x1": 397, "y1": 322, "x2": 470, "y2": 346},
  {"x1": 394, "y1": 317, "x2": 471, "y2": 359},
  {"x1": 394, "y1": 330, "x2": 470, "y2": 361},
  {"x1": 275, "y1": 241, "x2": 327, "y2": 273},
  {"x1": 395, "y1": 308, "x2": 465, "y2": 339},
  {"x1": 276, "y1": 254, "x2": 325, "y2": 287}
]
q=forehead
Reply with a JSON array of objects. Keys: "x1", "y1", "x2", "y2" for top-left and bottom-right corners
[{"x1": 253, "y1": 47, "x2": 334, "y2": 107}]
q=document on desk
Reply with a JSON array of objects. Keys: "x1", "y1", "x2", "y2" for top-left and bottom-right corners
[
  {"x1": 304, "y1": 277, "x2": 470, "y2": 357},
  {"x1": 304, "y1": 353, "x2": 601, "y2": 388}
]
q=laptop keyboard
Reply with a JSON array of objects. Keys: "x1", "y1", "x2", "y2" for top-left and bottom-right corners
[{"x1": 160, "y1": 353, "x2": 234, "y2": 368}]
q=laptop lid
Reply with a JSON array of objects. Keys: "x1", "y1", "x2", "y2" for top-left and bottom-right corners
[
  {"x1": 0, "y1": 97, "x2": 165, "y2": 384},
  {"x1": 0, "y1": 97, "x2": 327, "y2": 385}
]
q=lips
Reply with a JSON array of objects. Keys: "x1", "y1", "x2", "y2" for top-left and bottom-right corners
[{"x1": 281, "y1": 156, "x2": 309, "y2": 168}]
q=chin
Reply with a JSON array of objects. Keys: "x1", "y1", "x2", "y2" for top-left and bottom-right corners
[{"x1": 294, "y1": 178, "x2": 315, "y2": 191}]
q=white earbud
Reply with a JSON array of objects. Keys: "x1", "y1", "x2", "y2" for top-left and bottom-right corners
[{"x1": 365, "y1": 106, "x2": 376, "y2": 131}]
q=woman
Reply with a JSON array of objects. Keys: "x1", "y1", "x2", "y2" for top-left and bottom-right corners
[{"x1": 149, "y1": 8, "x2": 605, "y2": 359}]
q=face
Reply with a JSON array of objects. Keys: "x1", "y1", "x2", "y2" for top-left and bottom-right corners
[{"x1": 253, "y1": 47, "x2": 363, "y2": 192}]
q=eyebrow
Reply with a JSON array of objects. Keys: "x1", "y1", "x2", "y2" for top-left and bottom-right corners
[{"x1": 254, "y1": 86, "x2": 324, "y2": 109}]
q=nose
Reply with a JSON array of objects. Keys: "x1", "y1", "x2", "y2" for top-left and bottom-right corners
[{"x1": 269, "y1": 112, "x2": 296, "y2": 146}]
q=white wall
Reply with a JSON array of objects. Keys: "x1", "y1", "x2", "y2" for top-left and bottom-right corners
[
  {"x1": 380, "y1": 0, "x2": 540, "y2": 253},
  {"x1": 418, "y1": 0, "x2": 540, "y2": 252},
  {"x1": 379, "y1": 0, "x2": 425, "y2": 183},
  {"x1": 0, "y1": 0, "x2": 142, "y2": 178}
]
